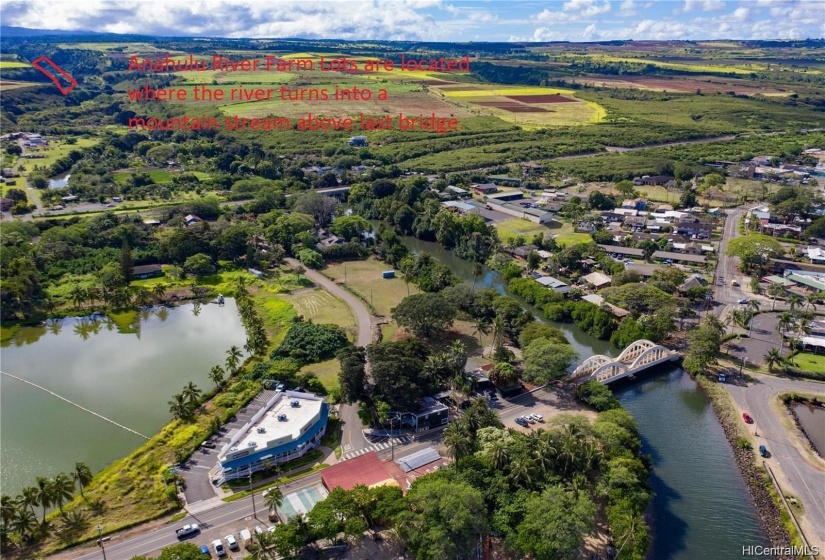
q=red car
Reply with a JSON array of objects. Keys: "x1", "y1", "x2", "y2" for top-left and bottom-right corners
[{"x1": 743, "y1": 413, "x2": 754, "y2": 424}]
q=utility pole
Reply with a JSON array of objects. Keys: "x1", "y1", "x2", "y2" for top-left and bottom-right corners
[
  {"x1": 249, "y1": 472, "x2": 258, "y2": 520},
  {"x1": 97, "y1": 525, "x2": 107, "y2": 560}
]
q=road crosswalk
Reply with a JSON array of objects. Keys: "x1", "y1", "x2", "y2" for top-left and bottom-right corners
[{"x1": 339, "y1": 436, "x2": 412, "y2": 461}]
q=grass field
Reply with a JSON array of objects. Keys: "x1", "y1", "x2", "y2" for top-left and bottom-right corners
[
  {"x1": 588, "y1": 55, "x2": 762, "y2": 75},
  {"x1": 552, "y1": 221, "x2": 593, "y2": 247},
  {"x1": 322, "y1": 258, "x2": 419, "y2": 317},
  {"x1": 24, "y1": 138, "x2": 99, "y2": 172},
  {"x1": 300, "y1": 358, "x2": 340, "y2": 392},
  {"x1": 795, "y1": 353, "x2": 825, "y2": 373},
  {"x1": 281, "y1": 288, "x2": 356, "y2": 340},
  {"x1": 113, "y1": 169, "x2": 173, "y2": 184},
  {"x1": 495, "y1": 218, "x2": 553, "y2": 243}
]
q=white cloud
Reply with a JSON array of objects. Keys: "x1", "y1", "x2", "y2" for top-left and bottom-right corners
[
  {"x1": 731, "y1": 7, "x2": 749, "y2": 20},
  {"x1": 536, "y1": 0, "x2": 611, "y2": 22},
  {"x1": 619, "y1": 0, "x2": 638, "y2": 16},
  {"x1": 683, "y1": 0, "x2": 725, "y2": 12}
]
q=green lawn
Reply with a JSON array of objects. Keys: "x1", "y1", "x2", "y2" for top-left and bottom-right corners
[
  {"x1": 552, "y1": 221, "x2": 593, "y2": 247},
  {"x1": 795, "y1": 353, "x2": 825, "y2": 373},
  {"x1": 24, "y1": 138, "x2": 99, "y2": 171},
  {"x1": 300, "y1": 358, "x2": 340, "y2": 392},
  {"x1": 323, "y1": 258, "x2": 419, "y2": 317},
  {"x1": 494, "y1": 219, "x2": 552, "y2": 243},
  {"x1": 113, "y1": 169, "x2": 173, "y2": 185},
  {"x1": 281, "y1": 288, "x2": 356, "y2": 340}
]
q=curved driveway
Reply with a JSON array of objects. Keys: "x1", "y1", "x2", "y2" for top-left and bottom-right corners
[
  {"x1": 285, "y1": 258, "x2": 372, "y2": 453},
  {"x1": 725, "y1": 373, "x2": 825, "y2": 544}
]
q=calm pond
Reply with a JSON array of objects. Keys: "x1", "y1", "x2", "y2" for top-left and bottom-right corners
[
  {"x1": 0, "y1": 300, "x2": 247, "y2": 497},
  {"x1": 402, "y1": 236, "x2": 768, "y2": 559},
  {"x1": 794, "y1": 404, "x2": 825, "y2": 456},
  {"x1": 47, "y1": 172, "x2": 70, "y2": 189}
]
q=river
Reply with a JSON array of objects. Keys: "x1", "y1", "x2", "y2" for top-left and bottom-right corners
[
  {"x1": 401, "y1": 236, "x2": 768, "y2": 559},
  {"x1": 0, "y1": 300, "x2": 247, "y2": 497}
]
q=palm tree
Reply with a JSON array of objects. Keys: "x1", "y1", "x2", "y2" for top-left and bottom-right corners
[
  {"x1": 746, "y1": 299, "x2": 760, "y2": 314},
  {"x1": 471, "y1": 262, "x2": 483, "y2": 291},
  {"x1": 50, "y1": 474, "x2": 75, "y2": 514},
  {"x1": 72, "y1": 462, "x2": 93, "y2": 497},
  {"x1": 472, "y1": 318, "x2": 491, "y2": 357},
  {"x1": 788, "y1": 293, "x2": 804, "y2": 313},
  {"x1": 262, "y1": 488, "x2": 283, "y2": 522},
  {"x1": 168, "y1": 393, "x2": 191, "y2": 421},
  {"x1": 806, "y1": 292, "x2": 819, "y2": 312},
  {"x1": 182, "y1": 381, "x2": 202, "y2": 409},
  {"x1": 443, "y1": 421, "x2": 473, "y2": 469},
  {"x1": 768, "y1": 283, "x2": 786, "y2": 311},
  {"x1": 151, "y1": 283, "x2": 166, "y2": 304},
  {"x1": 226, "y1": 345, "x2": 243, "y2": 375},
  {"x1": 70, "y1": 286, "x2": 86, "y2": 310},
  {"x1": 776, "y1": 311, "x2": 795, "y2": 353},
  {"x1": 34, "y1": 476, "x2": 52, "y2": 523},
  {"x1": 10, "y1": 508, "x2": 38, "y2": 541},
  {"x1": 487, "y1": 439, "x2": 510, "y2": 470},
  {"x1": 508, "y1": 454, "x2": 535, "y2": 487},
  {"x1": 209, "y1": 365, "x2": 225, "y2": 389},
  {"x1": 249, "y1": 529, "x2": 278, "y2": 560},
  {"x1": 132, "y1": 286, "x2": 151, "y2": 307},
  {"x1": 0, "y1": 494, "x2": 16, "y2": 525},
  {"x1": 764, "y1": 347, "x2": 783, "y2": 372},
  {"x1": 17, "y1": 487, "x2": 39, "y2": 518}
]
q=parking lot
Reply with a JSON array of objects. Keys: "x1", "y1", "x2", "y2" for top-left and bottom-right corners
[
  {"x1": 180, "y1": 390, "x2": 278, "y2": 504},
  {"x1": 169, "y1": 516, "x2": 276, "y2": 559}
]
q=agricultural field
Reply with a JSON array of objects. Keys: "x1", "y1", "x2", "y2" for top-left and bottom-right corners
[
  {"x1": 435, "y1": 84, "x2": 605, "y2": 128},
  {"x1": 323, "y1": 258, "x2": 419, "y2": 317},
  {"x1": 23, "y1": 137, "x2": 99, "y2": 172},
  {"x1": 280, "y1": 288, "x2": 356, "y2": 341}
]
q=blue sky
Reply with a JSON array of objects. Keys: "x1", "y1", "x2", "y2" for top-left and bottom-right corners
[{"x1": 2, "y1": 0, "x2": 822, "y2": 41}]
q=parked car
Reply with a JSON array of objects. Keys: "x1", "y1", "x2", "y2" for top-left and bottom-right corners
[
  {"x1": 530, "y1": 413, "x2": 544, "y2": 422},
  {"x1": 225, "y1": 534, "x2": 239, "y2": 550},
  {"x1": 524, "y1": 415, "x2": 536, "y2": 424},
  {"x1": 213, "y1": 539, "x2": 226, "y2": 557},
  {"x1": 759, "y1": 444, "x2": 769, "y2": 458},
  {"x1": 738, "y1": 299, "x2": 749, "y2": 304},
  {"x1": 199, "y1": 544, "x2": 210, "y2": 556},
  {"x1": 515, "y1": 417, "x2": 528, "y2": 427},
  {"x1": 743, "y1": 413, "x2": 754, "y2": 424},
  {"x1": 200, "y1": 440, "x2": 216, "y2": 449},
  {"x1": 255, "y1": 525, "x2": 264, "y2": 536}
]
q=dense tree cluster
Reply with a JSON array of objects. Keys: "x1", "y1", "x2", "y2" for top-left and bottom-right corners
[{"x1": 270, "y1": 319, "x2": 349, "y2": 362}]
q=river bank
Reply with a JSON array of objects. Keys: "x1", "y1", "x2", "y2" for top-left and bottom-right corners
[{"x1": 694, "y1": 373, "x2": 797, "y2": 557}]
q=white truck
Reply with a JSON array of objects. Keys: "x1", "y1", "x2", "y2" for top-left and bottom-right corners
[
  {"x1": 175, "y1": 523, "x2": 199, "y2": 538},
  {"x1": 239, "y1": 527, "x2": 253, "y2": 548}
]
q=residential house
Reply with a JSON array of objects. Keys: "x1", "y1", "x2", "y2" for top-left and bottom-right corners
[
  {"x1": 582, "y1": 272, "x2": 612, "y2": 289},
  {"x1": 640, "y1": 175, "x2": 674, "y2": 186},
  {"x1": 597, "y1": 245, "x2": 645, "y2": 258},
  {"x1": 602, "y1": 211, "x2": 625, "y2": 224},
  {"x1": 624, "y1": 216, "x2": 646, "y2": 230},
  {"x1": 760, "y1": 223, "x2": 802, "y2": 238},
  {"x1": 470, "y1": 183, "x2": 498, "y2": 195},
  {"x1": 441, "y1": 200, "x2": 479, "y2": 215},
  {"x1": 621, "y1": 198, "x2": 647, "y2": 211},
  {"x1": 678, "y1": 274, "x2": 707, "y2": 293},
  {"x1": 184, "y1": 214, "x2": 202, "y2": 226},
  {"x1": 674, "y1": 219, "x2": 713, "y2": 238},
  {"x1": 535, "y1": 276, "x2": 570, "y2": 294},
  {"x1": 445, "y1": 185, "x2": 469, "y2": 197},
  {"x1": 0, "y1": 197, "x2": 13, "y2": 211},
  {"x1": 131, "y1": 264, "x2": 163, "y2": 279},
  {"x1": 806, "y1": 246, "x2": 825, "y2": 264},
  {"x1": 514, "y1": 245, "x2": 539, "y2": 258},
  {"x1": 581, "y1": 294, "x2": 629, "y2": 318}
]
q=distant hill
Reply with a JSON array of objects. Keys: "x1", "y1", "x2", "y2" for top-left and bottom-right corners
[{"x1": 1, "y1": 26, "x2": 101, "y2": 37}]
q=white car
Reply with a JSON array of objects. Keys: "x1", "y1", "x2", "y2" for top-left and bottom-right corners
[
  {"x1": 524, "y1": 415, "x2": 536, "y2": 424},
  {"x1": 268, "y1": 525, "x2": 277, "y2": 534},
  {"x1": 213, "y1": 539, "x2": 226, "y2": 557},
  {"x1": 225, "y1": 534, "x2": 239, "y2": 550},
  {"x1": 738, "y1": 299, "x2": 749, "y2": 304},
  {"x1": 255, "y1": 525, "x2": 264, "y2": 535}
]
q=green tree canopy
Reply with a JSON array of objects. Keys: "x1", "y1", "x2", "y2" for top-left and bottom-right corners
[
  {"x1": 725, "y1": 235, "x2": 783, "y2": 272},
  {"x1": 183, "y1": 253, "x2": 215, "y2": 277},
  {"x1": 522, "y1": 337, "x2": 579, "y2": 384},
  {"x1": 392, "y1": 292, "x2": 456, "y2": 338}
]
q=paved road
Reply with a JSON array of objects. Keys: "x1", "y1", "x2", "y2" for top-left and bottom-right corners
[
  {"x1": 69, "y1": 438, "x2": 437, "y2": 560},
  {"x1": 286, "y1": 258, "x2": 371, "y2": 454},
  {"x1": 714, "y1": 206, "x2": 751, "y2": 317},
  {"x1": 726, "y1": 374, "x2": 825, "y2": 543}
]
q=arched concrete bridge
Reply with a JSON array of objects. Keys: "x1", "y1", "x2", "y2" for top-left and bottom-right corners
[{"x1": 571, "y1": 340, "x2": 680, "y2": 384}]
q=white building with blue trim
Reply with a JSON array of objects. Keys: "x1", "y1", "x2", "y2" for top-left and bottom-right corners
[{"x1": 215, "y1": 391, "x2": 328, "y2": 482}]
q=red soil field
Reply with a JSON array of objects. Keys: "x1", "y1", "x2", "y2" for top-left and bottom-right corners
[
  {"x1": 505, "y1": 94, "x2": 578, "y2": 103},
  {"x1": 471, "y1": 101, "x2": 550, "y2": 112}
]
